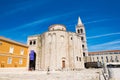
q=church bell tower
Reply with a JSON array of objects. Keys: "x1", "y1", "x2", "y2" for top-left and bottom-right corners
[{"x1": 76, "y1": 17, "x2": 88, "y2": 57}]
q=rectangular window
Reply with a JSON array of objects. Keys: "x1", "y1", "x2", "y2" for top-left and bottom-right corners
[
  {"x1": 97, "y1": 57, "x2": 99, "y2": 62},
  {"x1": 7, "y1": 57, "x2": 12, "y2": 64},
  {"x1": 20, "y1": 49, "x2": 24, "y2": 55},
  {"x1": 106, "y1": 56, "x2": 108, "y2": 62},
  {"x1": 110, "y1": 56, "x2": 114, "y2": 62},
  {"x1": 115, "y1": 56, "x2": 119, "y2": 62},
  {"x1": 9, "y1": 46, "x2": 14, "y2": 53},
  {"x1": 93, "y1": 57, "x2": 94, "y2": 62},
  {"x1": 19, "y1": 58, "x2": 23, "y2": 64},
  {"x1": 0, "y1": 41, "x2": 2, "y2": 45},
  {"x1": 101, "y1": 56, "x2": 104, "y2": 62}
]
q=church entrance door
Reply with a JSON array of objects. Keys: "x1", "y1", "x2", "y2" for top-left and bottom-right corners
[
  {"x1": 29, "y1": 50, "x2": 36, "y2": 70},
  {"x1": 62, "y1": 60, "x2": 65, "y2": 69}
]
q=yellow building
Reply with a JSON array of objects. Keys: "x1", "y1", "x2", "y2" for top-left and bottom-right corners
[{"x1": 0, "y1": 36, "x2": 28, "y2": 68}]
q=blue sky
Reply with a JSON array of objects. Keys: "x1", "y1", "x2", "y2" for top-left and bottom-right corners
[{"x1": 0, "y1": 0, "x2": 120, "y2": 52}]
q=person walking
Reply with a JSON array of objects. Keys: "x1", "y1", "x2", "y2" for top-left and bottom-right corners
[{"x1": 47, "y1": 66, "x2": 50, "y2": 75}]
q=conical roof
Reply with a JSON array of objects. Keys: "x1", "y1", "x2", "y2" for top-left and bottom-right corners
[{"x1": 77, "y1": 16, "x2": 83, "y2": 25}]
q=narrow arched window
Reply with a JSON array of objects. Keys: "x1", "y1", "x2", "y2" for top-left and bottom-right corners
[
  {"x1": 77, "y1": 29, "x2": 80, "y2": 33},
  {"x1": 33, "y1": 40, "x2": 36, "y2": 45},
  {"x1": 82, "y1": 45, "x2": 84, "y2": 49},
  {"x1": 81, "y1": 37, "x2": 84, "y2": 41},
  {"x1": 76, "y1": 56, "x2": 78, "y2": 61},
  {"x1": 80, "y1": 29, "x2": 83, "y2": 33},
  {"x1": 30, "y1": 41, "x2": 32, "y2": 45},
  {"x1": 83, "y1": 52, "x2": 85, "y2": 56}
]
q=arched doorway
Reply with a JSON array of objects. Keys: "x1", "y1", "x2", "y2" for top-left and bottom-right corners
[
  {"x1": 29, "y1": 50, "x2": 36, "y2": 70},
  {"x1": 62, "y1": 60, "x2": 65, "y2": 69}
]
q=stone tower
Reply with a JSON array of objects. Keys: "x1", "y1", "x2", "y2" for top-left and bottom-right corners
[{"x1": 76, "y1": 17, "x2": 88, "y2": 57}]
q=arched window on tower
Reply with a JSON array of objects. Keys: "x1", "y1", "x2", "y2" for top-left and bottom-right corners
[
  {"x1": 83, "y1": 52, "x2": 85, "y2": 56},
  {"x1": 77, "y1": 29, "x2": 80, "y2": 33},
  {"x1": 33, "y1": 40, "x2": 36, "y2": 45},
  {"x1": 29, "y1": 41, "x2": 32, "y2": 45},
  {"x1": 81, "y1": 36, "x2": 84, "y2": 41},
  {"x1": 82, "y1": 44, "x2": 84, "y2": 49},
  {"x1": 80, "y1": 29, "x2": 83, "y2": 33}
]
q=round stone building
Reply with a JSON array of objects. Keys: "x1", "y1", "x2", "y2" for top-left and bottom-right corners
[{"x1": 27, "y1": 17, "x2": 88, "y2": 71}]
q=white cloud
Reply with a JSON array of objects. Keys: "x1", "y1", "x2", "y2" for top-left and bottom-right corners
[
  {"x1": 2, "y1": 11, "x2": 80, "y2": 33},
  {"x1": 89, "y1": 39, "x2": 120, "y2": 51},
  {"x1": 0, "y1": 1, "x2": 49, "y2": 17},
  {"x1": 84, "y1": 18, "x2": 110, "y2": 24},
  {"x1": 87, "y1": 32, "x2": 120, "y2": 39}
]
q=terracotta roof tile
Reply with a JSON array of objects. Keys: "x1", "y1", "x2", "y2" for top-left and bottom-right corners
[
  {"x1": 0, "y1": 36, "x2": 28, "y2": 47},
  {"x1": 89, "y1": 50, "x2": 120, "y2": 55}
]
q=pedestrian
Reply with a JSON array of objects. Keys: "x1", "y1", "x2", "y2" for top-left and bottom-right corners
[{"x1": 47, "y1": 66, "x2": 50, "y2": 75}]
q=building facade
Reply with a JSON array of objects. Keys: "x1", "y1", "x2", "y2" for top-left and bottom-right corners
[
  {"x1": 27, "y1": 17, "x2": 88, "y2": 71},
  {"x1": 0, "y1": 36, "x2": 28, "y2": 68},
  {"x1": 88, "y1": 50, "x2": 120, "y2": 64}
]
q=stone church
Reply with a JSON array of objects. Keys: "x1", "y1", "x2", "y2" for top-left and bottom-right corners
[{"x1": 27, "y1": 17, "x2": 88, "y2": 71}]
